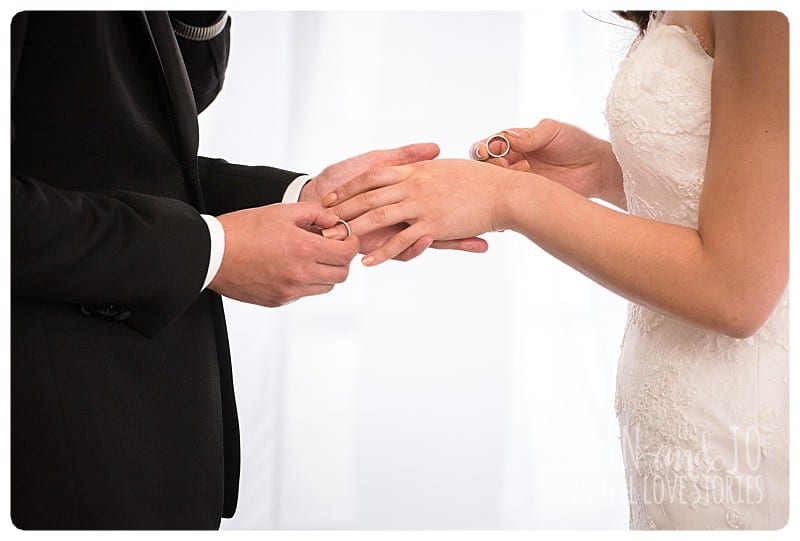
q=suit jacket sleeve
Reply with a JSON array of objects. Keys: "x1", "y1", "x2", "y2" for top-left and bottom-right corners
[
  {"x1": 12, "y1": 174, "x2": 211, "y2": 338},
  {"x1": 197, "y1": 157, "x2": 303, "y2": 215},
  {"x1": 11, "y1": 12, "x2": 213, "y2": 337}
]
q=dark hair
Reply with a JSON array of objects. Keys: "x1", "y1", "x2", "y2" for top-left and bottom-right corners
[{"x1": 614, "y1": 11, "x2": 654, "y2": 34}]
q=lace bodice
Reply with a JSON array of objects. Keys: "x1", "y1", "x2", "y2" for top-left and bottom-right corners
[
  {"x1": 606, "y1": 16, "x2": 789, "y2": 530},
  {"x1": 606, "y1": 19, "x2": 713, "y2": 229}
]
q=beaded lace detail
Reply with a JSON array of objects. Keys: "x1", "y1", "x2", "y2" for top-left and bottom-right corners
[{"x1": 606, "y1": 15, "x2": 789, "y2": 530}]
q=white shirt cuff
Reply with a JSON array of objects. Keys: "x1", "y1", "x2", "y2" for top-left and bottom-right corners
[
  {"x1": 201, "y1": 214, "x2": 226, "y2": 291},
  {"x1": 282, "y1": 174, "x2": 313, "y2": 204}
]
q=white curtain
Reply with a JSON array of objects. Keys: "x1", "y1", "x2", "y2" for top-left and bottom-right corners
[{"x1": 198, "y1": 11, "x2": 637, "y2": 530}]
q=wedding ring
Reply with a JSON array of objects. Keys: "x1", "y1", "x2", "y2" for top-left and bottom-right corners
[
  {"x1": 336, "y1": 219, "x2": 352, "y2": 239},
  {"x1": 486, "y1": 134, "x2": 511, "y2": 159},
  {"x1": 470, "y1": 134, "x2": 511, "y2": 161}
]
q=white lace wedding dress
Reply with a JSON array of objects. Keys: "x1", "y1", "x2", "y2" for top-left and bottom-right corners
[{"x1": 606, "y1": 16, "x2": 789, "y2": 530}]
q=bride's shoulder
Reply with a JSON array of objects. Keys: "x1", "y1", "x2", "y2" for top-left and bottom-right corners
[
  {"x1": 658, "y1": 11, "x2": 714, "y2": 58},
  {"x1": 709, "y1": 11, "x2": 788, "y2": 58}
]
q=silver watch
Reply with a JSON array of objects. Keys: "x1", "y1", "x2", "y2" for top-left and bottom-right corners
[{"x1": 171, "y1": 12, "x2": 229, "y2": 42}]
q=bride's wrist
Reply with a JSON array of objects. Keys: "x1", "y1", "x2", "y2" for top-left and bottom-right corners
[
  {"x1": 596, "y1": 142, "x2": 624, "y2": 202},
  {"x1": 493, "y1": 169, "x2": 532, "y2": 232}
]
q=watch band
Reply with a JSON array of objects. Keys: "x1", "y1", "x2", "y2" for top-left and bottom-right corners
[{"x1": 172, "y1": 12, "x2": 229, "y2": 42}]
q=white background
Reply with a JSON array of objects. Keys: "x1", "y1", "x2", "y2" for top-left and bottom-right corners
[{"x1": 198, "y1": 11, "x2": 638, "y2": 530}]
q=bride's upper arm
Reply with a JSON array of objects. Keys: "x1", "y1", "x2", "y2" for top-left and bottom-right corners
[{"x1": 698, "y1": 11, "x2": 788, "y2": 328}]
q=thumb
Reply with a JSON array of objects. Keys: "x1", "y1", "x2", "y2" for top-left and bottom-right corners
[
  {"x1": 505, "y1": 119, "x2": 560, "y2": 155},
  {"x1": 290, "y1": 202, "x2": 340, "y2": 229}
]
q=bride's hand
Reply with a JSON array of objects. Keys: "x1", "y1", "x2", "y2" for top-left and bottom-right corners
[
  {"x1": 474, "y1": 119, "x2": 625, "y2": 207},
  {"x1": 321, "y1": 159, "x2": 509, "y2": 266}
]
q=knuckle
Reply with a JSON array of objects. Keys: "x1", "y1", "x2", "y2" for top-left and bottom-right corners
[
  {"x1": 361, "y1": 190, "x2": 376, "y2": 207},
  {"x1": 365, "y1": 169, "x2": 379, "y2": 187},
  {"x1": 370, "y1": 207, "x2": 387, "y2": 224},
  {"x1": 369, "y1": 166, "x2": 391, "y2": 186}
]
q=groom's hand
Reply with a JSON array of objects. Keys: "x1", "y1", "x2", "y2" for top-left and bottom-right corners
[
  {"x1": 209, "y1": 202, "x2": 359, "y2": 307},
  {"x1": 358, "y1": 224, "x2": 489, "y2": 262},
  {"x1": 298, "y1": 143, "x2": 441, "y2": 203},
  {"x1": 300, "y1": 143, "x2": 489, "y2": 260}
]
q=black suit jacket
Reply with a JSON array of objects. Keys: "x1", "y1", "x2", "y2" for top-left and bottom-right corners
[{"x1": 11, "y1": 11, "x2": 299, "y2": 529}]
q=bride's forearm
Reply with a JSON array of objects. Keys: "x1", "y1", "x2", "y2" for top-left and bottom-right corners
[
  {"x1": 596, "y1": 141, "x2": 627, "y2": 210},
  {"x1": 496, "y1": 172, "x2": 757, "y2": 338}
]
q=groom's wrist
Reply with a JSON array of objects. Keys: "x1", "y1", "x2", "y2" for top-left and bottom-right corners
[{"x1": 283, "y1": 174, "x2": 314, "y2": 204}]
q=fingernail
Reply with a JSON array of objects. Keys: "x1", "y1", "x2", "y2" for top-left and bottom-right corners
[
  {"x1": 362, "y1": 255, "x2": 375, "y2": 266},
  {"x1": 321, "y1": 193, "x2": 338, "y2": 207},
  {"x1": 321, "y1": 227, "x2": 339, "y2": 239},
  {"x1": 505, "y1": 130, "x2": 520, "y2": 137}
]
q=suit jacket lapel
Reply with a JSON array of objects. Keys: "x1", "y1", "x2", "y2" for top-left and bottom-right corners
[
  {"x1": 140, "y1": 12, "x2": 199, "y2": 165},
  {"x1": 140, "y1": 11, "x2": 205, "y2": 210}
]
